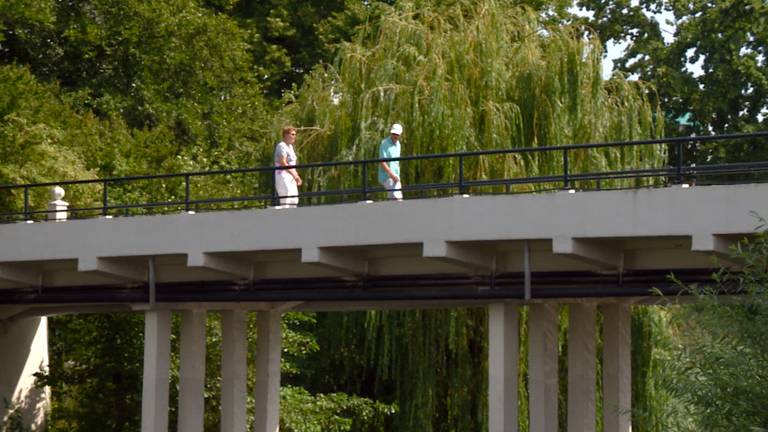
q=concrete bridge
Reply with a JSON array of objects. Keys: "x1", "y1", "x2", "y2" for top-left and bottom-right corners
[{"x1": 1, "y1": 180, "x2": 766, "y2": 431}]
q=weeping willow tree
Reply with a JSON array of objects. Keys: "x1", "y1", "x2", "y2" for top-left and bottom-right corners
[
  {"x1": 279, "y1": 0, "x2": 666, "y2": 430},
  {"x1": 266, "y1": 0, "x2": 664, "y2": 200}
]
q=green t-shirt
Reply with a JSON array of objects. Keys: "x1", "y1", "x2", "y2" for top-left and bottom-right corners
[{"x1": 378, "y1": 136, "x2": 401, "y2": 183}]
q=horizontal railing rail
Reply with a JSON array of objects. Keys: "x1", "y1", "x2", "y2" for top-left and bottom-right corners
[{"x1": 1, "y1": 131, "x2": 767, "y2": 222}]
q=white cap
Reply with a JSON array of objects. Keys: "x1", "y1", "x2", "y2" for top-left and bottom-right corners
[{"x1": 390, "y1": 123, "x2": 403, "y2": 135}]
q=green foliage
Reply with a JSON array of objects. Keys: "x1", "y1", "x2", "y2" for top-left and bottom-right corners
[
  {"x1": 227, "y1": 0, "x2": 381, "y2": 100},
  {"x1": 305, "y1": 309, "x2": 487, "y2": 431},
  {"x1": 664, "y1": 224, "x2": 768, "y2": 430},
  {"x1": 36, "y1": 313, "x2": 145, "y2": 432},
  {"x1": 577, "y1": 0, "x2": 768, "y2": 135},
  {"x1": 281, "y1": 386, "x2": 395, "y2": 432},
  {"x1": 630, "y1": 219, "x2": 768, "y2": 431},
  {"x1": 0, "y1": 65, "x2": 104, "y2": 213}
]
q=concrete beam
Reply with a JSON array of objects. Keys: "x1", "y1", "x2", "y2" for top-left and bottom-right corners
[
  {"x1": 221, "y1": 310, "x2": 248, "y2": 432},
  {"x1": 0, "y1": 264, "x2": 41, "y2": 286},
  {"x1": 552, "y1": 236, "x2": 621, "y2": 269},
  {"x1": 301, "y1": 247, "x2": 366, "y2": 275},
  {"x1": 141, "y1": 310, "x2": 171, "y2": 432},
  {"x1": 178, "y1": 310, "x2": 207, "y2": 432},
  {"x1": 691, "y1": 234, "x2": 735, "y2": 261},
  {"x1": 602, "y1": 304, "x2": 632, "y2": 432},
  {"x1": 422, "y1": 241, "x2": 493, "y2": 270},
  {"x1": 488, "y1": 303, "x2": 519, "y2": 432},
  {"x1": 567, "y1": 303, "x2": 597, "y2": 432},
  {"x1": 187, "y1": 253, "x2": 252, "y2": 279},
  {"x1": 78, "y1": 257, "x2": 146, "y2": 281},
  {"x1": 528, "y1": 303, "x2": 559, "y2": 432}
]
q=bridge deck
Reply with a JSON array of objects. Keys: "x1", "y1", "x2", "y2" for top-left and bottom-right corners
[{"x1": 0, "y1": 183, "x2": 766, "y2": 315}]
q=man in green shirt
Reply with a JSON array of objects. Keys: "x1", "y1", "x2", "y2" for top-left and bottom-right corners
[{"x1": 378, "y1": 123, "x2": 403, "y2": 200}]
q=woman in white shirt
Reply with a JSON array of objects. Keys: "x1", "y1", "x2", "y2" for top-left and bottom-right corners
[{"x1": 274, "y1": 126, "x2": 302, "y2": 207}]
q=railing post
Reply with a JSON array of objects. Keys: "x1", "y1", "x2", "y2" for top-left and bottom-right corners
[
  {"x1": 270, "y1": 168, "x2": 278, "y2": 207},
  {"x1": 676, "y1": 140, "x2": 684, "y2": 184},
  {"x1": 102, "y1": 181, "x2": 109, "y2": 216},
  {"x1": 184, "y1": 174, "x2": 191, "y2": 212},
  {"x1": 458, "y1": 155, "x2": 466, "y2": 195},
  {"x1": 361, "y1": 162, "x2": 369, "y2": 201},
  {"x1": 23, "y1": 186, "x2": 30, "y2": 221},
  {"x1": 563, "y1": 148, "x2": 570, "y2": 189}
]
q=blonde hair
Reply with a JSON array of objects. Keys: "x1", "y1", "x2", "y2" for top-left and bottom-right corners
[{"x1": 282, "y1": 126, "x2": 297, "y2": 137}]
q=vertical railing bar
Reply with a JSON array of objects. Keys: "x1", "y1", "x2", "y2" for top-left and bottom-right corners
[
  {"x1": 362, "y1": 162, "x2": 368, "y2": 201},
  {"x1": 185, "y1": 174, "x2": 191, "y2": 212},
  {"x1": 563, "y1": 148, "x2": 570, "y2": 189},
  {"x1": 23, "y1": 186, "x2": 30, "y2": 221},
  {"x1": 270, "y1": 167, "x2": 277, "y2": 207},
  {"x1": 458, "y1": 155, "x2": 465, "y2": 195},
  {"x1": 102, "y1": 180, "x2": 109, "y2": 216},
  {"x1": 676, "y1": 140, "x2": 684, "y2": 184}
]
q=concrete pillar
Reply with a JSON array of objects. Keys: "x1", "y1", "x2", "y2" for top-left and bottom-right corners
[
  {"x1": 141, "y1": 310, "x2": 171, "y2": 432},
  {"x1": 178, "y1": 310, "x2": 207, "y2": 432},
  {"x1": 602, "y1": 304, "x2": 632, "y2": 432},
  {"x1": 0, "y1": 317, "x2": 49, "y2": 430},
  {"x1": 567, "y1": 303, "x2": 597, "y2": 432},
  {"x1": 488, "y1": 303, "x2": 519, "y2": 432},
  {"x1": 221, "y1": 310, "x2": 248, "y2": 432},
  {"x1": 528, "y1": 303, "x2": 559, "y2": 432},
  {"x1": 253, "y1": 310, "x2": 282, "y2": 432}
]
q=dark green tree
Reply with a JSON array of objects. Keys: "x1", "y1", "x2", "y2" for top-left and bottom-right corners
[{"x1": 576, "y1": 0, "x2": 768, "y2": 135}]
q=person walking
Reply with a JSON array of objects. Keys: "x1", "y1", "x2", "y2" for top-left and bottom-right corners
[
  {"x1": 378, "y1": 123, "x2": 403, "y2": 201},
  {"x1": 274, "y1": 126, "x2": 302, "y2": 208}
]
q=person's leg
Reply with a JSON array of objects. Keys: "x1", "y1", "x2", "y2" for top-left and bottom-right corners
[
  {"x1": 392, "y1": 180, "x2": 403, "y2": 201},
  {"x1": 381, "y1": 178, "x2": 403, "y2": 200},
  {"x1": 285, "y1": 178, "x2": 299, "y2": 208},
  {"x1": 275, "y1": 174, "x2": 290, "y2": 207}
]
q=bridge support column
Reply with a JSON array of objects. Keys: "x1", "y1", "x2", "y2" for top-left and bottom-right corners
[
  {"x1": 221, "y1": 310, "x2": 248, "y2": 432},
  {"x1": 602, "y1": 304, "x2": 631, "y2": 432},
  {"x1": 0, "y1": 316, "x2": 49, "y2": 430},
  {"x1": 488, "y1": 303, "x2": 519, "y2": 432},
  {"x1": 178, "y1": 310, "x2": 207, "y2": 432},
  {"x1": 141, "y1": 310, "x2": 171, "y2": 432},
  {"x1": 528, "y1": 303, "x2": 559, "y2": 432},
  {"x1": 253, "y1": 310, "x2": 282, "y2": 432},
  {"x1": 567, "y1": 303, "x2": 597, "y2": 432}
]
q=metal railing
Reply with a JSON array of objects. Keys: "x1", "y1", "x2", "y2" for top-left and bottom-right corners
[{"x1": 1, "y1": 132, "x2": 767, "y2": 223}]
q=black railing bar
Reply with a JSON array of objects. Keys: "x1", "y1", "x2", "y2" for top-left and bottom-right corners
[
  {"x1": 683, "y1": 167, "x2": 768, "y2": 176},
  {"x1": 682, "y1": 161, "x2": 768, "y2": 172},
  {"x1": 465, "y1": 175, "x2": 568, "y2": 187},
  {"x1": 569, "y1": 167, "x2": 676, "y2": 179},
  {"x1": 3, "y1": 132, "x2": 767, "y2": 192},
  {"x1": 180, "y1": 196, "x2": 273, "y2": 207},
  {"x1": 297, "y1": 182, "x2": 458, "y2": 199}
]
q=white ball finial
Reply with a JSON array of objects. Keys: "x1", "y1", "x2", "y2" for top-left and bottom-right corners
[{"x1": 51, "y1": 185, "x2": 65, "y2": 201}]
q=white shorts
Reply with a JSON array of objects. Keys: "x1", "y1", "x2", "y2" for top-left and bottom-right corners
[
  {"x1": 381, "y1": 178, "x2": 403, "y2": 200},
  {"x1": 275, "y1": 173, "x2": 298, "y2": 207}
]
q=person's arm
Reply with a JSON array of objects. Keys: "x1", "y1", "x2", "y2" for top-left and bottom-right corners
[
  {"x1": 278, "y1": 153, "x2": 302, "y2": 186},
  {"x1": 379, "y1": 161, "x2": 399, "y2": 183}
]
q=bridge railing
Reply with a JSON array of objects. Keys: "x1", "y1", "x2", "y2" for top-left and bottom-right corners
[{"x1": 1, "y1": 132, "x2": 767, "y2": 222}]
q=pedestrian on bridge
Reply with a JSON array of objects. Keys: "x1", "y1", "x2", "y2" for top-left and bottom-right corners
[
  {"x1": 378, "y1": 123, "x2": 404, "y2": 201},
  {"x1": 274, "y1": 126, "x2": 302, "y2": 208}
]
